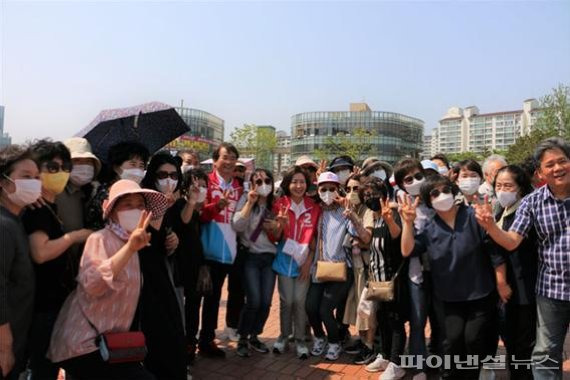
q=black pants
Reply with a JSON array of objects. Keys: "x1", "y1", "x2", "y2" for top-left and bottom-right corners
[
  {"x1": 28, "y1": 310, "x2": 60, "y2": 380},
  {"x1": 441, "y1": 293, "x2": 498, "y2": 380},
  {"x1": 226, "y1": 250, "x2": 246, "y2": 329},
  {"x1": 58, "y1": 351, "x2": 156, "y2": 380},
  {"x1": 376, "y1": 308, "x2": 407, "y2": 365},
  {"x1": 504, "y1": 303, "x2": 536, "y2": 380},
  {"x1": 305, "y1": 271, "x2": 353, "y2": 344}
]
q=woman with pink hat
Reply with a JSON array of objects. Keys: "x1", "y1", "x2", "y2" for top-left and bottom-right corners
[{"x1": 47, "y1": 179, "x2": 168, "y2": 379}]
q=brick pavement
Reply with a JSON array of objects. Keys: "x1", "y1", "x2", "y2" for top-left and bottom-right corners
[{"x1": 191, "y1": 280, "x2": 570, "y2": 380}]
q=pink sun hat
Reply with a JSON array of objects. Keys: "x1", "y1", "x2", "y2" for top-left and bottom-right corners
[
  {"x1": 102, "y1": 179, "x2": 169, "y2": 220},
  {"x1": 317, "y1": 171, "x2": 340, "y2": 185}
]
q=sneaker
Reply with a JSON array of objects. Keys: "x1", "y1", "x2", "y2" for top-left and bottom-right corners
[
  {"x1": 354, "y1": 345, "x2": 375, "y2": 365},
  {"x1": 365, "y1": 354, "x2": 389, "y2": 372},
  {"x1": 187, "y1": 343, "x2": 197, "y2": 363},
  {"x1": 236, "y1": 339, "x2": 250, "y2": 357},
  {"x1": 311, "y1": 337, "x2": 327, "y2": 356},
  {"x1": 249, "y1": 337, "x2": 269, "y2": 353},
  {"x1": 272, "y1": 336, "x2": 288, "y2": 354},
  {"x1": 199, "y1": 341, "x2": 226, "y2": 358},
  {"x1": 344, "y1": 339, "x2": 364, "y2": 354},
  {"x1": 325, "y1": 343, "x2": 342, "y2": 361},
  {"x1": 379, "y1": 362, "x2": 406, "y2": 380},
  {"x1": 412, "y1": 372, "x2": 427, "y2": 380},
  {"x1": 296, "y1": 341, "x2": 309, "y2": 359},
  {"x1": 225, "y1": 327, "x2": 240, "y2": 342}
]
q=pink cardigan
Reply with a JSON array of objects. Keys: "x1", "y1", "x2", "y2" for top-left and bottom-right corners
[{"x1": 48, "y1": 227, "x2": 141, "y2": 363}]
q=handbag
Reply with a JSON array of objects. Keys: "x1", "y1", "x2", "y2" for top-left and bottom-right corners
[
  {"x1": 366, "y1": 260, "x2": 405, "y2": 302},
  {"x1": 80, "y1": 274, "x2": 147, "y2": 364},
  {"x1": 315, "y1": 215, "x2": 347, "y2": 282}
]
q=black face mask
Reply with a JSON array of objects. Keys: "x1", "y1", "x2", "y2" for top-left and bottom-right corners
[{"x1": 365, "y1": 197, "x2": 381, "y2": 212}]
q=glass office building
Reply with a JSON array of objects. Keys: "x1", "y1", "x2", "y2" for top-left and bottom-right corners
[
  {"x1": 291, "y1": 103, "x2": 424, "y2": 163},
  {"x1": 166, "y1": 107, "x2": 224, "y2": 157}
]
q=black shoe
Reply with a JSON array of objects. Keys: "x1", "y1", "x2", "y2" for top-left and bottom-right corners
[
  {"x1": 344, "y1": 340, "x2": 364, "y2": 354},
  {"x1": 249, "y1": 337, "x2": 270, "y2": 353},
  {"x1": 237, "y1": 339, "x2": 250, "y2": 357},
  {"x1": 199, "y1": 341, "x2": 226, "y2": 358},
  {"x1": 354, "y1": 345, "x2": 375, "y2": 365}
]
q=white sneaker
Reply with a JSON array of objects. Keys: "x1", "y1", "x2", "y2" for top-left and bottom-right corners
[
  {"x1": 379, "y1": 362, "x2": 406, "y2": 380},
  {"x1": 296, "y1": 341, "x2": 309, "y2": 359},
  {"x1": 365, "y1": 354, "x2": 390, "y2": 373},
  {"x1": 225, "y1": 327, "x2": 240, "y2": 342},
  {"x1": 272, "y1": 336, "x2": 288, "y2": 354},
  {"x1": 325, "y1": 343, "x2": 342, "y2": 361},
  {"x1": 310, "y1": 337, "x2": 327, "y2": 356},
  {"x1": 412, "y1": 371, "x2": 427, "y2": 380}
]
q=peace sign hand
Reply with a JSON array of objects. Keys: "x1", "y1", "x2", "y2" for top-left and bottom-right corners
[
  {"x1": 246, "y1": 190, "x2": 259, "y2": 205},
  {"x1": 127, "y1": 210, "x2": 152, "y2": 252},
  {"x1": 398, "y1": 194, "x2": 419, "y2": 225},
  {"x1": 317, "y1": 160, "x2": 328, "y2": 177},
  {"x1": 473, "y1": 195, "x2": 495, "y2": 231},
  {"x1": 217, "y1": 190, "x2": 231, "y2": 210},
  {"x1": 380, "y1": 197, "x2": 394, "y2": 223},
  {"x1": 276, "y1": 204, "x2": 290, "y2": 229}
]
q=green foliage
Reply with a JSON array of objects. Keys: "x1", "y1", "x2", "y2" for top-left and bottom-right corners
[
  {"x1": 230, "y1": 124, "x2": 277, "y2": 170},
  {"x1": 314, "y1": 128, "x2": 375, "y2": 162}
]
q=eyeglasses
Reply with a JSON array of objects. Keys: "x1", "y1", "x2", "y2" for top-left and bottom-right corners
[
  {"x1": 42, "y1": 161, "x2": 72, "y2": 173},
  {"x1": 156, "y1": 171, "x2": 179, "y2": 180},
  {"x1": 403, "y1": 172, "x2": 424, "y2": 185},
  {"x1": 255, "y1": 178, "x2": 272, "y2": 186},
  {"x1": 429, "y1": 186, "x2": 452, "y2": 198},
  {"x1": 319, "y1": 187, "x2": 337, "y2": 193},
  {"x1": 346, "y1": 186, "x2": 359, "y2": 192}
]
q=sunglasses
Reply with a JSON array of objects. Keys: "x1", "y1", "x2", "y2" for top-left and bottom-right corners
[
  {"x1": 346, "y1": 186, "x2": 359, "y2": 192},
  {"x1": 319, "y1": 187, "x2": 337, "y2": 193},
  {"x1": 156, "y1": 171, "x2": 179, "y2": 180},
  {"x1": 255, "y1": 178, "x2": 272, "y2": 186},
  {"x1": 43, "y1": 161, "x2": 72, "y2": 173},
  {"x1": 403, "y1": 172, "x2": 424, "y2": 185},
  {"x1": 429, "y1": 186, "x2": 452, "y2": 198}
]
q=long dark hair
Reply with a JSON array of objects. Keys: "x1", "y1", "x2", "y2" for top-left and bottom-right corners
[
  {"x1": 250, "y1": 168, "x2": 275, "y2": 212},
  {"x1": 141, "y1": 152, "x2": 182, "y2": 192}
]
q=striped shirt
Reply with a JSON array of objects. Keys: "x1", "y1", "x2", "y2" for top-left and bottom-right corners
[{"x1": 510, "y1": 185, "x2": 570, "y2": 301}]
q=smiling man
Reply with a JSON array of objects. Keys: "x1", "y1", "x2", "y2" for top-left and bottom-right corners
[{"x1": 475, "y1": 137, "x2": 570, "y2": 380}]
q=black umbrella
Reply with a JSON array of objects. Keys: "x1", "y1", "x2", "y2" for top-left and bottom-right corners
[{"x1": 76, "y1": 102, "x2": 190, "y2": 162}]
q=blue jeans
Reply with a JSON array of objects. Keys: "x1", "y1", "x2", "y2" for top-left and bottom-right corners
[
  {"x1": 237, "y1": 252, "x2": 276, "y2": 337},
  {"x1": 532, "y1": 295, "x2": 570, "y2": 380},
  {"x1": 408, "y1": 277, "x2": 427, "y2": 357}
]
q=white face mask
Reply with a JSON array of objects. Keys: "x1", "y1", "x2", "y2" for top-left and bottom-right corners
[
  {"x1": 496, "y1": 190, "x2": 518, "y2": 208},
  {"x1": 438, "y1": 166, "x2": 449, "y2": 176},
  {"x1": 117, "y1": 209, "x2": 143, "y2": 233},
  {"x1": 70, "y1": 164, "x2": 95, "y2": 187},
  {"x1": 3, "y1": 177, "x2": 42, "y2": 207},
  {"x1": 431, "y1": 192, "x2": 455, "y2": 212},
  {"x1": 157, "y1": 178, "x2": 178, "y2": 194},
  {"x1": 197, "y1": 186, "x2": 207, "y2": 203},
  {"x1": 404, "y1": 178, "x2": 425, "y2": 196},
  {"x1": 319, "y1": 190, "x2": 337, "y2": 205},
  {"x1": 371, "y1": 169, "x2": 387, "y2": 181},
  {"x1": 336, "y1": 170, "x2": 351, "y2": 185},
  {"x1": 120, "y1": 168, "x2": 145, "y2": 184},
  {"x1": 256, "y1": 183, "x2": 272, "y2": 197},
  {"x1": 181, "y1": 164, "x2": 194, "y2": 173},
  {"x1": 479, "y1": 182, "x2": 493, "y2": 197},
  {"x1": 459, "y1": 177, "x2": 481, "y2": 195}
]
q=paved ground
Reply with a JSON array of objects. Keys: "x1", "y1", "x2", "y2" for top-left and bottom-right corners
[{"x1": 191, "y1": 280, "x2": 570, "y2": 380}]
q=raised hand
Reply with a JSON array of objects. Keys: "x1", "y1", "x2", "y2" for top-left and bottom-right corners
[
  {"x1": 127, "y1": 210, "x2": 152, "y2": 252},
  {"x1": 246, "y1": 190, "x2": 259, "y2": 205},
  {"x1": 275, "y1": 204, "x2": 290, "y2": 229},
  {"x1": 398, "y1": 194, "x2": 419, "y2": 224},
  {"x1": 187, "y1": 184, "x2": 200, "y2": 204},
  {"x1": 380, "y1": 197, "x2": 394, "y2": 223},
  {"x1": 342, "y1": 196, "x2": 357, "y2": 221},
  {"x1": 317, "y1": 160, "x2": 328, "y2": 177},
  {"x1": 352, "y1": 166, "x2": 361, "y2": 176},
  {"x1": 473, "y1": 195, "x2": 494, "y2": 230},
  {"x1": 217, "y1": 190, "x2": 230, "y2": 210}
]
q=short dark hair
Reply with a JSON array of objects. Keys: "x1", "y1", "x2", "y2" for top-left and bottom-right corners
[
  {"x1": 359, "y1": 177, "x2": 388, "y2": 201},
  {"x1": 29, "y1": 139, "x2": 71, "y2": 167},
  {"x1": 107, "y1": 141, "x2": 150, "y2": 169},
  {"x1": 213, "y1": 143, "x2": 239, "y2": 161},
  {"x1": 394, "y1": 158, "x2": 424, "y2": 190},
  {"x1": 420, "y1": 176, "x2": 460, "y2": 209},
  {"x1": 534, "y1": 137, "x2": 570, "y2": 166},
  {"x1": 457, "y1": 159, "x2": 483, "y2": 178},
  {"x1": 280, "y1": 166, "x2": 311, "y2": 197},
  {"x1": 141, "y1": 152, "x2": 182, "y2": 192},
  {"x1": 520, "y1": 155, "x2": 537, "y2": 180},
  {"x1": 494, "y1": 165, "x2": 534, "y2": 199},
  {"x1": 180, "y1": 168, "x2": 209, "y2": 197},
  {"x1": 430, "y1": 153, "x2": 450, "y2": 169},
  {"x1": 0, "y1": 144, "x2": 36, "y2": 177}
]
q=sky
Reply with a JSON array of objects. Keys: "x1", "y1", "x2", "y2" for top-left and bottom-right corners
[{"x1": 1, "y1": 0, "x2": 569, "y2": 144}]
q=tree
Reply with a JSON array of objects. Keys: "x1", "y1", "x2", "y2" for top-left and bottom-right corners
[
  {"x1": 230, "y1": 124, "x2": 277, "y2": 170},
  {"x1": 505, "y1": 84, "x2": 568, "y2": 164},
  {"x1": 314, "y1": 128, "x2": 375, "y2": 162}
]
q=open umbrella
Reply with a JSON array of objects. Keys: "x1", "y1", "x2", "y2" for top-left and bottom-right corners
[{"x1": 76, "y1": 102, "x2": 190, "y2": 162}]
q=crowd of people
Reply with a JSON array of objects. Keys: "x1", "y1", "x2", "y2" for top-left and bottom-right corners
[{"x1": 0, "y1": 134, "x2": 569, "y2": 380}]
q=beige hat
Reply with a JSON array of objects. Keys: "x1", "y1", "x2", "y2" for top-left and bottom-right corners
[
  {"x1": 295, "y1": 155, "x2": 318, "y2": 169},
  {"x1": 64, "y1": 137, "x2": 102, "y2": 174}
]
